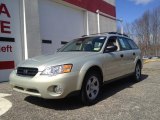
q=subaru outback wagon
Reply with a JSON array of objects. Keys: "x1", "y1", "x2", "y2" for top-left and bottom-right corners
[{"x1": 10, "y1": 32, "x2": 142, "y2": 105}]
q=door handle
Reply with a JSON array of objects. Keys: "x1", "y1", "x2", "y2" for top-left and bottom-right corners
[
  {"x1": 133, "y1": 53, "x2": 136, "y2": 56},
  {"x1": 120, "y1": 54, "x2": 124, "y2": 58}
]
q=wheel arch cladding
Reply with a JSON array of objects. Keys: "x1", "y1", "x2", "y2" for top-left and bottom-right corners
[
  {"x1": 79, "y1": 65, "x2": 103, "y2": 90},
  {"x1": 137, "y1": 59, "x2": 142, "y2": 69}
]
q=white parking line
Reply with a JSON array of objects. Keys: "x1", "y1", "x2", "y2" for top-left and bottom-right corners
[{"x1": 0, "y1": 93, "x2": 12, "y2": 116}]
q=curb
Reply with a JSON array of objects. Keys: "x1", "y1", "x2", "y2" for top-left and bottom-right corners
[{"x1": 143, "y1": 59, "x2": 160, "y2": 64}]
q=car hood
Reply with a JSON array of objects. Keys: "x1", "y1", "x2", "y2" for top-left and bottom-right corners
[{"x1": 18, "y1": 52, "x2": 98, "y2": 71}]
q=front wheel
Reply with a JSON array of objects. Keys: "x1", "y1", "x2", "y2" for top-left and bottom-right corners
[{"x1": 81, "y1": 72, "x2": 101, "y2": 105}]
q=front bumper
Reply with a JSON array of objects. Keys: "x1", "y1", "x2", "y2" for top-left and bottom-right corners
[{"x1": 9, "y1": 70, "x2": 79, "y2": 99}]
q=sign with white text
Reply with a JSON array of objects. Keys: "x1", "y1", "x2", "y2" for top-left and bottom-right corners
[{"x1": 0, "y1": 0, "x2": 22, "y2": 81}]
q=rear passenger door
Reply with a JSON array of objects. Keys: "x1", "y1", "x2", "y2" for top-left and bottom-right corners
[
  {"x1": 118, "y1": 37, "x2": 134, "y2": 75},
  {"x1": 127, "y1": 39, "x2": 140, "y2": 72}
]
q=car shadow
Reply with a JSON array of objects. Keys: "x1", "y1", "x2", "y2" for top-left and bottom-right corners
[
  {"x1": 100, "y1": 74, "x2": 148, "y2": 101},
  {"x1": 25, "y1": 95, "x2": 83, "y2": 110},
  {"x1": 25, "y1": 74, "x2": 148, "y2": 110}
]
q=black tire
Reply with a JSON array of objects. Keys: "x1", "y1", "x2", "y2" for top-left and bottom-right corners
[
  {"x1": 81, "y1": 71, "x2": 102, "y2": 105},
  {"x1": 133, "y1": 63, "x2": 142, "y2": 82}
]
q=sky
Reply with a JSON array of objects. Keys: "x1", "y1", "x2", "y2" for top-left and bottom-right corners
[{"x1": 116, "y1": 0, "x2": 160, "y2": 24}]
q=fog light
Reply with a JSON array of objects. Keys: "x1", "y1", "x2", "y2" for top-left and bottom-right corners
[{"x1": 54, "y1": 85, "x2": 63, "y2": 94}]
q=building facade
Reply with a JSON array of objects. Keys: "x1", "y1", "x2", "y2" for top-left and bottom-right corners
[{"x1": 0, "y1": 0, "x2": 116, "y2": 82}]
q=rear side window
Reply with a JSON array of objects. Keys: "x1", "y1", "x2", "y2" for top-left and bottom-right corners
[
  {"x1": 128, "y1": 39, "x2": 139, "y2": 49},
  {"x1": 118, "y1": 37, "x2": 132, "y2": 50}
]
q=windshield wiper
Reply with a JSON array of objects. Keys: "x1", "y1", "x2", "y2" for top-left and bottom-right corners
[{"x1": 68, "y1": 50, "x2": 82, "y2": 51}]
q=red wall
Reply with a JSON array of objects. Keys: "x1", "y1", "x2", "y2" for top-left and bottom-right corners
[{"x1": 64, "y1": 0, "x2": 116, "y2": 17}]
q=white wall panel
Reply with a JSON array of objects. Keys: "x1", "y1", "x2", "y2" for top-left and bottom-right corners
[
  {"x1": 88, "y1": 11, "x2": 98, "y2": 34},
  {"x1": 100, "y1": 15, "x2": 117, "y2": 33}
]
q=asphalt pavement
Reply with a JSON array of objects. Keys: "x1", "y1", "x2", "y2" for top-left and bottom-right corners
[{"x1": 0, "y1": 62, "x2": 160, "y2": 120}]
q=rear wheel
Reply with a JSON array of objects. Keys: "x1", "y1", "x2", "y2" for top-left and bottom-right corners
[
  {"x1": 133, "y1": 63, "x2": 142, "y2": 82},
  {"x1": 81, "y1": 72, "x2": 101, "y2": 105}
]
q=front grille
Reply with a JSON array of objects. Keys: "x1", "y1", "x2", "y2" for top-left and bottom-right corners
[
  {"x1": 14, "y1": 86, "x2": 24, "y2": 90},
  {"x1": 14, "y1": 86, "x2": 39, "y2": 94},
  {"x1": 17, "y1": 67, "x2": 38, "y2": 76},
  {"x1": 27, "y1": 89, "x2": 39, "y2": 93}
]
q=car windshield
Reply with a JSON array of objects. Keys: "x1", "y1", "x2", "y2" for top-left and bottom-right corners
[{"x1": 59, "y1": 36, "x2": 106, "y2": 52}]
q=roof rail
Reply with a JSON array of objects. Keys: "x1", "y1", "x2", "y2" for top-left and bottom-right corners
[
  {"x1": 81, "y1": 32, "x2": 109, "y2": 37},
  {"x1": 81, "y1": 32, "x2": 129, "y2": 37},
  {"x1": 81, "y1": 35, "x2": 88, "y2": 37},
  {"x1": 108, "y1": 32, "x2": 129, "y2": 37}
]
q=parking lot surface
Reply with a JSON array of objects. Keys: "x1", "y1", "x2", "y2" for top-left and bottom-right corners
[{"x1": 0, "y1": 62, "x2": 160, "y2": 120}]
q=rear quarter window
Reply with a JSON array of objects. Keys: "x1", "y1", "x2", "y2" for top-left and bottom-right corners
[
  {"x1": 128, "y1": 39, "x2": 139, "y2": 49},
  {"x1": 118, "y1": 37, "x2": 132, "y2": 50}
]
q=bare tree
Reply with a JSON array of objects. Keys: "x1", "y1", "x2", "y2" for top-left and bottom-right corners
[
  {"x1": 153, "y1": 6, "x2": 160, "y2": 56},
  {"x1": 124, "y1": 6, "x2": 160, "y2": 56}
]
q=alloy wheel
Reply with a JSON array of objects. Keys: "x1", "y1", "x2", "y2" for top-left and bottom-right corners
[{"x1": 86, "y1": 76, "x2": 100, "y2": 100}]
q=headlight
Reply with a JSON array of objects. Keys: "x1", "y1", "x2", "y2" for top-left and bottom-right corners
[{"x1": 41, "y1": 64, "x2": 72, "y2": 76}]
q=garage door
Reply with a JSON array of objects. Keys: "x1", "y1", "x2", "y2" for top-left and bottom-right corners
[{"x1": 39, "y1": 0, "x2": 85, "y2": 54}]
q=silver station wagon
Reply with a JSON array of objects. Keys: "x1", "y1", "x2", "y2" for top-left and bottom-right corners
[{"x1": 10, "y1": 32, "x2": 142, "y2": 105}]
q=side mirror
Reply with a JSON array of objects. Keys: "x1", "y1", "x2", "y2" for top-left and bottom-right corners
[{"x1": 104, "y1": 45, "x2": 117, "y2": 53}]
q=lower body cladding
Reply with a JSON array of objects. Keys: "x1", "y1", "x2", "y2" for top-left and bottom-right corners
[{"x1": 9, "y1": 71, "x2": 79, "y2": 99}]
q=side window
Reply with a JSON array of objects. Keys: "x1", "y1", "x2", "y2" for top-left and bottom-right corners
[
  {"x1": 118, "y1": 37, "x2": 132, "y2": 50},
  {"x1": 105, "y1": 36, "x2": 120, "y2": 51},
  {"x1": 128, "y1": 39, "x2": 139, "y2": 49},
  {"x1": 106, "y1": 36, "x2": 117, "y2": 46}
]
